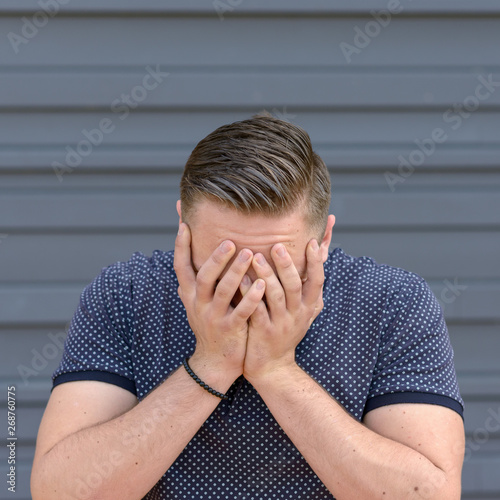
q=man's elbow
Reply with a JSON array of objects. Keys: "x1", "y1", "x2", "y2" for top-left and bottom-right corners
[
  {"x1": 31, "y1": 458, "x2": 58, "y2": 500},
  {"x1": 31, "y1": 459, "x2": 72, "y2": 500},
  {"x1": 422, "y1": 470, "x2": 461, "y2": 500}
]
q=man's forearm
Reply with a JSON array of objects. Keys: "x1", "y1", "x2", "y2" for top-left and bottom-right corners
[
  {"x1": 250, "y1": 364, "x2": 454, "y2": 500},
  {"x1": 32, "y1": 364, "x2": 232, "y2": 500}
]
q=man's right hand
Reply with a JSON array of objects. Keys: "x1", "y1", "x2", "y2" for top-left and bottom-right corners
[{"x1": 174, "y1": 222, "x2": 266, "y2": 383}]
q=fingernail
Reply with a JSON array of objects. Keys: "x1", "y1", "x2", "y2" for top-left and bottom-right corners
[
  {"x1": 242, "y1": 275, "x2": 251, "y2": 286},
  {"x1": 255, "y1": 253, "x2": 266, "y2": 266},
  {"x1": 256, "y1": 279, "x2": 265, "y2": 290},
  {"x1": 310, "y1": 239, "x2": 319, "y2": 251},
  {"x1": 239, "y1": 249, "x2": 252, "y2": 262},
  {"x1": 178, "y1": 224, "x2": 185, "y2": 236},
  {"x1": 276, "y1": 244, "x2": 286, "y2": 257},
  {"x1": 220, "y1": 241, "x2": 232, "y2": 254}
]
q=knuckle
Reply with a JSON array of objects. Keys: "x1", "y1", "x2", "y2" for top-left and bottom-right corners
[
  {"x1": 262, "y1": 265, "x2": 275, "y2": 277},
  {"x1": 279, "y1": 257, "x2": 294, "y2": 269},
  {"x1": 225, "y1": 264, "x2": 245, "y2": 281},
  {"x1": 232, "y1": 308, "x2": 248, "y2": 321},
  {"x1": 270, "y1": 290, "x2": 286, "y2": 304},
  {"x1": 215, "y1": 284, "x2": 232, "y2": 300},
  {"x1": 210, "y1": 249, "x2": 226, "y2": 266},
  {"x1": 313, "y1": 276, "x2": 325, "y2": 288},
  {"x1": 195, "y1": 272, "x2": 209, "y2": 287},
  {"x1": 287, "y1": 281, "x2": 302, "y2": 294}
]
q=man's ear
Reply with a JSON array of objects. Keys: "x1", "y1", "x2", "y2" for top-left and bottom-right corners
[
  {"x1": 176, "y1": 200, "x2": 182, "y2": 222},
  {"x1": 319, "y1": 214, "x2": 335, "y2": 263}
]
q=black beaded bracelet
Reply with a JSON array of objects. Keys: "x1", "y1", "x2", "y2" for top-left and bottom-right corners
[{"x1": 182, "y1": 358, "x2": 229, "y2": 400}]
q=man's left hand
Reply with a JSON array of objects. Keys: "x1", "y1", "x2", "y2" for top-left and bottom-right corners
[{"x1": 242, "y1": 239, "x2": 324, "y2": 383}]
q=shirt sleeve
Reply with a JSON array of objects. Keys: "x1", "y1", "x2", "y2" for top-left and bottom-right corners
[
  {"x1": 364, "y1": 276, "x2": 464, "y2": 418},
  {"x1": 52, "y1": 259, "x2": 136, "y2": 396}
]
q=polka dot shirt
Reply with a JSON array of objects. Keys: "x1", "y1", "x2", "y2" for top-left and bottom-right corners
[{"x1": 53, "y1": 248, "x2": 464, "y2": 499}]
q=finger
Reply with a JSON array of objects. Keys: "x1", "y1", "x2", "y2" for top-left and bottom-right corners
[
  {"x1": 239, "y1": 274, "x2": 252, "y2": 297},
  {"x1": 232, "y1": 278, "x2": 266, "y2": 323},
  {"x1": 252, "y1": 253, "x2": 285, "y2": 316},
  {"x1": 302, "y1": 239, "x2": 325, "y2": 309},
  {"x1": 270, "y1": 243, "x2": 302, "y2": 311},
  {"x1": 248, "y1": 299, "x2": 269, "y2": 330},
  {"x1": 312, "y1": 293, "x2": 324, "y2": 322},
  {"x1": 173, "y1": 223, "x2": 195, "y2": 297},
  {"x1": 196, "y1": 239, "x2": 237, "y2": 304},
  {"x1": 306, "y1": 293, "x2": 324, "y2": 329},
  {"x1": 212, "y1": 249, "x2": 253, "y2": 313}
]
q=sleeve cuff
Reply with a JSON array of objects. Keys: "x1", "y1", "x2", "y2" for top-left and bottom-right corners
[
  {"x1": 52, "y1": 371, "x2": 137, "y2": 396},
  {"x1": 363, "y1": 392, "x2": 464, "y2": 419}
]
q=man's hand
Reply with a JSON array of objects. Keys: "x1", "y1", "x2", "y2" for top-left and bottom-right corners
[
  {"x1": 242, "y1": 239, "x2": 324, "y2": 382},
  {"x1": 174, "y1": 223, "x2": 266, "y2": 382}
]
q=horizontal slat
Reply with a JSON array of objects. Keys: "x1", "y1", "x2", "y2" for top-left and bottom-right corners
[
  {"x1": 1, "y1": 231, "x2": 499, "y2": 282},
  {"x1": 0, "y1": 463, "x2": 31, "y2": 500},
  {"x1": 0, "y1": 233, "x2": 174, "y2": 283},
  {"x1": 332, "y1": 192, "x2": 500, "y2": 228},
  {"x1": 0, "y1": 402, "x2": 498, "y2": 458},
  {"x1": 2, "y1": 326, "x2": 499, "y2": 382},
  {"x1": 0, "y1": 334, "x2": 66, "y2": 380},
  {"x1": 1, "y1": 283, "x2": 498, "y2": 325},
  {"x1": 462, "y1": 457, "x2": 500, "y2": 494},
  {"x1": 2, "y1": 377, "x2": 498, "y2": 429},
  {"x1": 2, "y1": 373, "x2": 498, "y2": 406},
  {"x1": 1, "y1": 376, "x2": 499, "y2": 448},
  {"x1": 334, "y1": 232, "x2": 500, "y2": 280},
  {"x1": 0, "y1": 441, "x2": 35, "y2": 464},
  {"x1": 454, "y1": 326, "x2": 500, "y2": 380},
  {"x1": 2, "y1": 0, "x2": 500, "y2": 15},
  {"x1": 1, "y1": 146, "x2": 500, "y2": 170},
  {"x1": 457, "y1": 373, "x2": 500, "y2": 398},
  {"x1": 1, "y1": 192, "x2": 498, "y2": 229},
  {"x1": 426, "y1": 282, "x2": 500, "y2": 321},
  {"x1": 0, "y1": 192, "x2": 173, "y2": 229},
  {"x1": 0, "y1": 379, "x2": 53, "y2": 404},
  {"x1": 2, "y1": 111, "x2": 500, "y2": 148},
  {"x1": 3, "y1": 72, "x2": 500, "y2": 108},
  {"x1": 452, "y1": 324, "x2": 500, "y2": 374},
  {"x1": 2, "y1": 171, "x2": 500, "y2": 191},
  {"x1": 1, "y1": 330, "x2": 67, "y2": 381},
  {"x1": 0, "y1": 286, "x2": 83, "y2": 325},
  {"x1": 1, "y1": 18, "x2": 500, "y2": 67}
]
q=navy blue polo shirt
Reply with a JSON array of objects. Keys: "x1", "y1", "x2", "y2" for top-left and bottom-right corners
[{"x1": 53, "y1": 248, "x2": 463, "y2": 499}]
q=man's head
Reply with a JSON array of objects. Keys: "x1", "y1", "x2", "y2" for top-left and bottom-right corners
[{"x1": 179, "y1": 112, "x2": 331, "y2": 241}]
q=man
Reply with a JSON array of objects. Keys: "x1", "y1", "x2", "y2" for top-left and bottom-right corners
[{"x1": 32, "y1": 113, "x2": 465, "y2": 499}]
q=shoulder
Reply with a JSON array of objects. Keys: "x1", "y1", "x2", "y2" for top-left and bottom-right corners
[
  {"x1": 324, "y1": 247, "x2": 425, "y2": 298},
  {"x1": 82, "y1": 250, "x2": 177, "y2": 308},
  {"x1": 97, "y1": 249, "x2": 176, "y2": 286},
  {"x1": 127, "y1": 249, "x2": 176, "y2": 282},
  {"x1": 322, "y1": 247, "x2": 436, "y2": 329}
]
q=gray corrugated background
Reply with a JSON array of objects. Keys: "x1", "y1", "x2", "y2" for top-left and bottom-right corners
[{"x1": 0, "y1": 2, "x2": 499, "y2": 498}]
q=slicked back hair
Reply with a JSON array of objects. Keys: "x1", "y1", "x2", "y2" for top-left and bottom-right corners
[{"x1": 180, "y1": 112, "x2": 331, "y2": 237}]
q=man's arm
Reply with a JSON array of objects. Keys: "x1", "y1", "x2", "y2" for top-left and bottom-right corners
[
  {"x1": 31, "y1": 368, "x2": 234, "y2": 500},
  {"x1": 243, "y1": 239, "x2": 465, "y2": 499},
  {"x1": 250, "y1": 366, "x2": 464, "y2": 499},
  {"x1": 32, "y1": 223, "x2": 265, "y2": 500}
]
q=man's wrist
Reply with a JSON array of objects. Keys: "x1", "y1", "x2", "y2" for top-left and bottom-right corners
[
  {"x1": 187, "y1": 353, "x2": 241, "y2": 394},
  {"x1": 245, "y1": 359, "x2": 304, "y2": 390}
]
